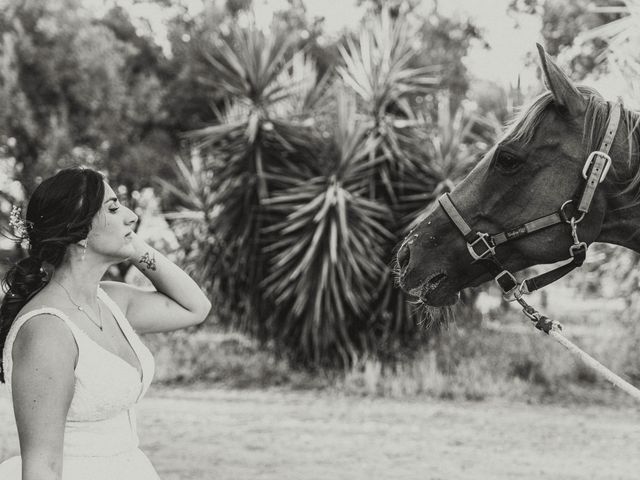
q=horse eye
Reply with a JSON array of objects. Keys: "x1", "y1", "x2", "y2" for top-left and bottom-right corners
[{"x1": 495, "y1": 151, "x2": 522, "y2": 173}]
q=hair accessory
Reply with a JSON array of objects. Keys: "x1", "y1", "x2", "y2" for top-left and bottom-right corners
[{"x1": 9, "y1": 205, "x2": 32, "y2": 248}]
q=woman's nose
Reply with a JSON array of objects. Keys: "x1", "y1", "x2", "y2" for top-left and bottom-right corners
[{"x1": 126, "y1": 207, "x2": 139, "y2": 226}]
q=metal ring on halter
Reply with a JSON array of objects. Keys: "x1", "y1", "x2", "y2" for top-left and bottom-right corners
[
  {"x1": 560, "y1": 200, "x2": 586, "y2": 224},
  {"x1": 569, "y1": 241, "x2": 587, "y2": 258},
  {"x1": 502, "y1": 279, "x2": 529, "y2": 303}
]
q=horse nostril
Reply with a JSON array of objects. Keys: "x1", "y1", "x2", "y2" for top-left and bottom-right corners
[{"x1": 397, "y1": 244, "x2": 411, "y2": 271}]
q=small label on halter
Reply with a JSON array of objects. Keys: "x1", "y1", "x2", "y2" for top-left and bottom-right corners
[{"x1": 505, "y1": 226, "x2": 527, "y2": 240}]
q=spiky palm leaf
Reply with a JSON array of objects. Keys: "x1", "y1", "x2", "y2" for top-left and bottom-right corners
[
  {"x1": 336, "y1": 12, "x2": 439, "y2": 119},
  {"x1": 189, "y1": 26, "x2": 331, "y2": 195},
  {"x1": 397, "y1": 94, "x2": 487, "y2": 233},
  {"x1": 261, "y1": 94, "x2": 394, "y2": 365},
  {"x1": 333, "y1": 13, "x2": 455, "y2": 348},
  {"x1": 178, "y1": 25, "x2": 329, "y2": 334},
  {"x1": 337, "y1": 11, "x2": 439, "y2": 208}
]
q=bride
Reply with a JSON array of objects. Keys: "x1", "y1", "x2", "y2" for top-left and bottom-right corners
[{"x1": 0, "y1": 167, "x2": 211, "y2": 479}]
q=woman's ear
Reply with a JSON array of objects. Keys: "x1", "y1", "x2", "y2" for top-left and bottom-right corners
[{"x1": 536, "y1": 43, "x2": 586, "y2": 116}]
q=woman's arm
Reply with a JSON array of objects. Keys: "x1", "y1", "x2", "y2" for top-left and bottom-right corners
[
  {"x1": 11, "y1": 315, "x2": 76, "y2": 480},
  {"x1": 101, "y1": 233, "x2": 211, "y2": 334}
]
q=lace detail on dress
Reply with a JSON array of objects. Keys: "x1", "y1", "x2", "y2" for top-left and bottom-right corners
[
  {"x1": 0, "y1": 288, "x2": 160, "y2": 478},
  {"x1": 2, "y1": 288, "x2": 155, "y2": 445}
]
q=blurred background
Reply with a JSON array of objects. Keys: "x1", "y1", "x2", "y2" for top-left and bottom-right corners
[
  {"x1": 0, "y1": 0, "x2": 640, "y2": 480},
  {"x1": 2, "y1": 1, "x2": 640, "y2": 476}
]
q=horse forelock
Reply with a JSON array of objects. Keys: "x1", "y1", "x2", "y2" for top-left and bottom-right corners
[{"x1": 500, "y1": 91, "x2": 554, "y2": 145}]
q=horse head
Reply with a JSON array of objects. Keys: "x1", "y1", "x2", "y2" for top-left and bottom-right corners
[{"x1": 396, "y1": 44, "x2": 640, "y2": 307}]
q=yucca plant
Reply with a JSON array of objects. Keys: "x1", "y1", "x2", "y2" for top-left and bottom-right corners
[
  {"x1": 180, "y1": 25, "x2": 328, "y2": 334},
  {"x1": 168, "y1": 12, "x2": 487, "y2": 366},
  {"x1": 335, "y1": 11, "x2": 450, "y2": 343},
  {"x1": 261, "y1": 93, "x2": 394, "y2": 365},
  {"x1": 337, "y1": 10, "x2": 439, "y2": 206},
  {"x1": 399, "y1": 94, "x2": 489, "y2": 232},
  {"x1": 155, "y1": 151, "x2": 215, "y2": 281}
]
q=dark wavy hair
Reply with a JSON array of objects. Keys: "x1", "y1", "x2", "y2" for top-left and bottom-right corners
[{"x1": 0, "y1": 167, "x2": 105, "y2": 383}]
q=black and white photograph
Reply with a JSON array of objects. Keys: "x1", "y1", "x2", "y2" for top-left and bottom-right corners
[{"x1": 1, "y1": 0, "x2": 640, "y2": 478}]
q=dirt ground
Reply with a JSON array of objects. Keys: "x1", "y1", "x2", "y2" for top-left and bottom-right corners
[{"x1": 2, "y1": 386, "x2": 639, "y2": 480}]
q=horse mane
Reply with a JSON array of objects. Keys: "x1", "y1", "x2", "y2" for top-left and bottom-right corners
[{"x1": 500, "y1": 87, "x2": 640, "y2": 203}]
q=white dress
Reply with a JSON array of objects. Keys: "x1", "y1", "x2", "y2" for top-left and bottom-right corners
[{"x1": 0, "y1": 288, "x2": 160, "y2": 479}]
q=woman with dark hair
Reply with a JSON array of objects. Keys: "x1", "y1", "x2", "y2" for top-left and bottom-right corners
[{"x1": 0, "y1": 167, "x2": 211, "y2": 480}]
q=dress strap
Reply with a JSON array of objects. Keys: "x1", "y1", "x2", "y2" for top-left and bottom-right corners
[
  {"x1": 2, "y1": 307, "x2": 81, "y2": 392},
  {"x1": 97, "y1": 287, "x2": 135, "y2": 335}
]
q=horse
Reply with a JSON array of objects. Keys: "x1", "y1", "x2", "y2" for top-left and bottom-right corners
[{"x1": 396, "y1": 44, "x2": 640, "y2": 309}]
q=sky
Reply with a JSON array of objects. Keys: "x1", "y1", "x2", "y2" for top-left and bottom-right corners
[
  {"x1": 258, "y1": 0, "x2": 543, "y2": 88},
  {"x1": 87, "y1": 0, "x2": 632, "y2": 102},
  {"x1": 89, "y1": 0, "x2": 542, "y2": 88}
]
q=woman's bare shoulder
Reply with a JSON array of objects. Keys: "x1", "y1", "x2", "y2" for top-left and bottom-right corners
[{"x1": 10, "y1": 292, "x2": 78, "y2": 368}]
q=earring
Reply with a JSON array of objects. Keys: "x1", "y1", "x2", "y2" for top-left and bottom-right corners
[{"x1": 80, "y1": 241, "x2": 87, "y2": 261}]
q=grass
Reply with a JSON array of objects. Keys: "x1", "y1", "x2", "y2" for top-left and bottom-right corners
[
  {"x1": 144, "y1": 328, "x2": 328, "y2": 390},
  {"x1": 2, "y1": 279, "x2": 639, "y2": 479},
  {"x1": 4, "y1": 387, "x2": 640, "y2": 480},
  {"x1": 142, "y1": 282, "x2": 640, "y2": 406}
]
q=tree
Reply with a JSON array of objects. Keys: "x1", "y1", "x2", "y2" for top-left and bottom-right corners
[
  {"x1": 0, "y1": 0, "x2": 172, "y2": 194},
  {"x1": 509, "y1": 0, "x2": 623, "y2": 79},
  {"x1": 168, "y1": 10, "x2": 488, "y2": 366}
]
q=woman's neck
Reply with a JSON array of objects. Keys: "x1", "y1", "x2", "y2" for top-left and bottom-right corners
[{"x1": 49, "y1": 260, "x2": 109, "y2": 306}]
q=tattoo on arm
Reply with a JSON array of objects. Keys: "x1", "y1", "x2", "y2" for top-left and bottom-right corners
[{"x1": 138, "y1": 252, "x2": 157, "y2": 271}]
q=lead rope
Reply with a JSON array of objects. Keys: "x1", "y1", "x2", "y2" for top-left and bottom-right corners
[
  {"x1": 514, "y1": 103, "x2": 640, "y2": 402},
  {"x1": 436, "y1": 102, "x2": 640, "y2": 401},
  {"x1": 511, "y1": 292, "x2": 640, "y2": 402}
]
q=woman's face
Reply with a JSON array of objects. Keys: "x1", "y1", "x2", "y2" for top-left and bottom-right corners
[{"x1": 87, "y1": 182, "x2": 138, "y2": 262}]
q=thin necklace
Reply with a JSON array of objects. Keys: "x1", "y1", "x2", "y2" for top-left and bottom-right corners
[{"x1": 54, "y1": 280, "x2": 104, "y2": 331}]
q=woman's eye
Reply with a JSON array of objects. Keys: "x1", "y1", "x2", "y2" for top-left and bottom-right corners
[{"x1": 495, "y1": 152, "x2": 522, "y2": 173}]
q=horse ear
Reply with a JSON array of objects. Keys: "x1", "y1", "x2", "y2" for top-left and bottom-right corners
[{"x1": 536, "y1": 43, "x2": 585, "y2": 115}]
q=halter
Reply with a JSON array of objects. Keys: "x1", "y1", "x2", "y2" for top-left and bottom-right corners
[{"x1": 437, "y1": 102, "x2": 621, "y2": 303}]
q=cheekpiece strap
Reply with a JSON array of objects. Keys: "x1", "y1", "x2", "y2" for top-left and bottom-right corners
[
  {"x1": 435, "y1": 102, "x2": 622, "y2": 301},
  {"x1": 577, "y1": 102, "x2": 620, "y2": 214},
  {"x1": 598, "y1": 102, "x2": 621, "y2": 155}
]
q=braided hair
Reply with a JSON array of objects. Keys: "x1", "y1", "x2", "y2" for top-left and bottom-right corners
[{"x1": 0, "y1": 167, "x2": 105, "y2": 383}]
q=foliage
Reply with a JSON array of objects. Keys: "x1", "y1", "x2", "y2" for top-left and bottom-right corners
[
  {"x1": 0, "y1": 0, "x2": 493, "y2": 367},
  {"x1": 166, "y1": 9, "x2": 489, "y2": 367},
  {"x1": 579, "y1": 0, "x2": 640, "y2": 104},
  {"x1": 0, "y1": 0, "x2": 174, "y2": 193},
  {"x1": 509, "y1": 0, "x2": 624, "y2": 80},
  {"x1": 177, "y1": 25, "x2": 327, "y2": 341},
  {"x1": 261, "y1": 94, "x2": 393, "y2": 365}
]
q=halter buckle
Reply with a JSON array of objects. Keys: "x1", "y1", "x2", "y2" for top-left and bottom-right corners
[
  {"x1": 582, "y1": 151, "x2": 612, "y2": 183},
  {"x1": 495, "y1": 270, "x2": 523, "y2": 301},
  {"x1": 467, "y1": 232, "x2": 496, "y2": 261}
]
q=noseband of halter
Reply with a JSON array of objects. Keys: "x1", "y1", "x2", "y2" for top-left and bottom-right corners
[{"x1": 437, "y1": 102, "x2": 621, "y2": 301}]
